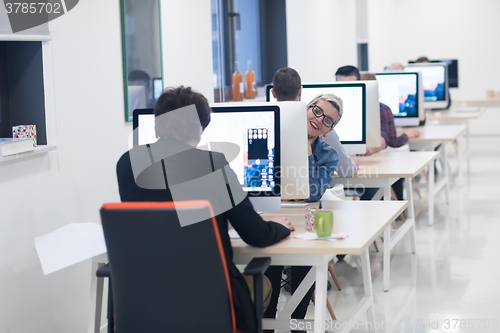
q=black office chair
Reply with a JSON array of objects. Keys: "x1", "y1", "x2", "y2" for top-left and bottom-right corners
[{"x1": 98, "y1": 200, "x2": 270, "y2": 333}]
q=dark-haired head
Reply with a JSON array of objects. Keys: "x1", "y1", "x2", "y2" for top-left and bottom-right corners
[
  {"x1": 335, "y1": 65, "x2": 360, "y2": 81},
  {"x1": 415, "y1": 56, "x2": 430, "y2": 63},
  {"x1": 154, "y1": 86, "x2": 211, "y2": 142},
  {"x1": 272, "y1": 67, "x2": 302, "y2": 101},
  {"x1": 128, "y1": 70, "x2": 151, "y2": 88}
]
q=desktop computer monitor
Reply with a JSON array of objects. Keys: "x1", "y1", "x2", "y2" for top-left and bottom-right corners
[
  {"x1": 267, "y1": 82, "x2": 377, "y2": 155},
  {"x1": 409, "y1": 59, "x2": 458, "y2": 88},
  {"x1": 132, "y1": 107, "x2": 282, "y2": 212},
  {"x1": 211, "y1": 101, "x2": 310, "y2": 200},
  {"x1": 359, "y1": 80, "x2": 381, "y2": 148},
  {"x1": 152, "y1": 78, "x2": 163, "y2": 101},
  {"x1": 404, "y1": 63, "x2": 449, "y2": 110},
  {"x1": 375, "y1": 72, "x2": 425, "y2": 126}
]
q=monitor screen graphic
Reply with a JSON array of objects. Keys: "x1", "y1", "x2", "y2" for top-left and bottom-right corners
[
  {"x1": 405, "y1": 64, "x2": 446, "y2": 102},
  {"x1": 199, "y1": 110, "x2": 278, "y2": 194},
  {"x1": 376, "y1": 72, "x2": 418, "y2": 118}
]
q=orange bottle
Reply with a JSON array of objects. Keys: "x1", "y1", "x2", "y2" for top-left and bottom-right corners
[
  {"x1": 232, "y1": 61, "x2": 243, "y2": 101},
  {"x1": 245, "y1": 60, "x2": 256, "y2": 99}
]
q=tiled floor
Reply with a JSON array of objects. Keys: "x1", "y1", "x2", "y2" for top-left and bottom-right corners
[{"x1": 275, "y1": 136, "x2": 500, "y2": 333}]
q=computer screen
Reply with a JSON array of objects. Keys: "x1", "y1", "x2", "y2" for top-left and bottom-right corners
[
  {"x1": 211, "y1": 101, "x2": 310, "y2": 200},
  {"x1": 152, "y1": 78, "x2": 163, "y2": 101},
  {"x1": 375, "y1": 72, "x2": 423, "y2": 126},
  {"x1": 409, "y1": 59, "x2": 458, "y2": 88},
  {"x1": 266, "y1": 83, "x2": 367, "y2": 155},
  {"x1": 404, "y1": 63, "x2": 448, "y2": 110},
  {"x1": 133, "y1": 109, "x2": 157, "y2": 146},
  {"x1": 132, "y1": 106, "x2": 282, "y2": 211}
]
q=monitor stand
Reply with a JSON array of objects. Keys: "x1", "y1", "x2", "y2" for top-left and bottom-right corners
[
  {"x1": 249, "y1": 196, "x2": 281, "y2": 212},
  {"x1": 419, "y1": 108, "x2": 434, "y2": 126}
]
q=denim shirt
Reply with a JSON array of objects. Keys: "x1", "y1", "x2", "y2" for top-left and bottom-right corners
[{"x1": 306, "y1": 137, "x2": 339, "y2": 202}]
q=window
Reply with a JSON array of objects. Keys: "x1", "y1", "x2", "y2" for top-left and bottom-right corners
[
  {"x1": 211, "y1": 0, "x2": 287, "y2": 102},
  {"x1": 0, "y1": 41, "x2": 46, "y2": 144}
]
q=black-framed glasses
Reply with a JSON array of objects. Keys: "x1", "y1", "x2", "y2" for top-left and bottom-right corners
[{"x1": 309, "y1": 104, "x2": 339, "y2": 128}]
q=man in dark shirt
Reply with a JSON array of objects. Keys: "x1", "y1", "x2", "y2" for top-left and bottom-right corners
[{"x1": 116, "y1": 86, "x2": 294, "y2": 333}]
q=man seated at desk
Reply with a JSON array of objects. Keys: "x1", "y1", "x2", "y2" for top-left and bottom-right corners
[
  {"x1": 336, "y1": 65, "x2": 420, "y2": 201},
  {"x1": 116, "y1": 85, "x2": 294, "y2": 333}
]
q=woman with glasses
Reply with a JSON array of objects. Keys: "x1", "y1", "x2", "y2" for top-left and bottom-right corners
[
  {"x1": 304, "y1": 94, "x2": 342, "y2": 202},
  {"x1": 273, "y1": 94, "x2": 343, "y2": 329}
]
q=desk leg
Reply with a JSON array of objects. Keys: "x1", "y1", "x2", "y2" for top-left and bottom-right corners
[
  {"x1": 276, "y1": 267, "x2": 316, "y2": 321},
  {"x1": 361, "y1": 249, "x2": 376, "y2": 332},
  {"x1": 405, "y1": 177, "x2": 417, "y2": 254},
  {"x1": 428, "y1": 161, "x2": 435, "y2": 226},
  {"x1": 383, "y1": 179, "x2": 391, "y2": 291},
  {"x1": 383, "y1": 224, "x2": 391, "y2": 292},
  {"x1": 313, "y1": 258, "x2": 328, "y2": 333},
  {"x1": 458, "y1": 135, "x2": 464, "y2": 187},
  {"x1": 442, "y1": 144, "x2": 450, "y2": 205},
  {"x1": 466, "y1": 120, "x2": 471, "y2": 178},
  {"x1": 88, "y1": 262, "x2": 105, "y2": 333},
  {"x1": 276, "y1": 261, "x2": 326, "y2": 333}
]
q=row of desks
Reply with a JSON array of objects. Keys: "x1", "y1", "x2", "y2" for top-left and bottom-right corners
[
  {"x1": 89, "y1": 109, "x2": 482, "y2": 333},
  {"x1": 232, "y1": 111, "x2": 479, "y2": 332}
]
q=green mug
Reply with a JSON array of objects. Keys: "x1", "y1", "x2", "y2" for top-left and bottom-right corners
[{"x1": 314, "y1": 210, "x2": 334, "y2": 238}]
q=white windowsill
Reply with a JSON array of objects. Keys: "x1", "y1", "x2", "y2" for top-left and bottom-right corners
[{"x1": 0, "y1": 145, "x2": 56, "y2": 164}]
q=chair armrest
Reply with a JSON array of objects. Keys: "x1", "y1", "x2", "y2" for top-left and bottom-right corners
[
  {"x1": 244, "y1": 257, "x2": 271, "y2": 333},
  {"x1": 243, "y1": 257, "x2": 271, "y2": 276},
  {"x1": 96, "y1": 263, "x2": 110, "y2": 278}
]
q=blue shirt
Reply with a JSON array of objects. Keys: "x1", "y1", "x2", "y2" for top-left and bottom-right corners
[{"x1": 306, "y1": 137, "x2": 339, "y2": 202}]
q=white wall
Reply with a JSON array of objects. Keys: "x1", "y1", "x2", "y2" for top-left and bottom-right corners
[
  {"x1": 368, "y1": 0, "x2": 500, "y2": 99},
  {"x1": 0, "y1": 1, "x2": 216, "y2": 332},
  {"x1": 160, "y1": 0, "x2": 214, "y2": 102},
  {"x1": 367, "y1": 0, "x2": 500, "y2": 135},
  {"x1": 0, "y1": 1, "x2": 130, "y2": 332},
  {"x1": 286, "y1": 0, "x2": 358, "y2": 84}
]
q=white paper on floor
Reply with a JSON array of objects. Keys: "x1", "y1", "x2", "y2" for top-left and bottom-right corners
[{"x1": 35, "y1": 222, "x2": 106, "y2": 275}]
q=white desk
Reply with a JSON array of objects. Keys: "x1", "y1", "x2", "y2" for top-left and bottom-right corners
[
  {"x1": 233, "y1": 201, "x2": 408, "y2": 333},
  {"x1": 330, "y1": 151, "x2": 438, "y2": 291},
  {"x1": 426, "y1": 108, "x2": 486, "y2": 178},
  {"x1": 454, "y1": 98, "x2": 500, "y2": 107},
  {"x1": 405, "y1": 124, "x2": 467, "y2": 187},
  {"x1": 426, "y1": 108, "x2": 486, "y2": 122}
]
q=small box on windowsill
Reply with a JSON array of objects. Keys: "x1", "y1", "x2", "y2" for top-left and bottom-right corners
[{"x1": 12, "y1": 125, "x2": 37, "y2": 147}]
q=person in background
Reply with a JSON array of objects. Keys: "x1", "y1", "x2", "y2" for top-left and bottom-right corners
[
  {"x1": 415, "y1": 56, "x2": 430, "y2": 63},
  {"x1": 335, "y1": 67, "x2": 420, "y2": 156},
  {"x1": 414, "y1": 55, "x2": 450, "y2": 171},
  {"x1": 357, "y1": 72, "x2": 420, "y2": 200},
  {"x1": 116, "y1": 86, "x2": 294, "y2": 333},
  {"x1": 128, "y1": 70, "x2": 155, "y2": 108},
  {"x1": 359, "y1": 72, "x2": 420, "y2": 153},
  {"x1": 272, "y1": 67, "x2": 358, "y2": 178},
  {"x1": 337, "y1": 67, "x2": 421, "y2": 201},
  {"x1": 334, "y1": 65, "x2": 360, "y2": 81},
  {"x1": 387, "y1": 62, "x2": 405, "y2": 71}
]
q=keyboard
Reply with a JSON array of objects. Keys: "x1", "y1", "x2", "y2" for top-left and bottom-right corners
[{"x1": 281, "y1": 202, "x2": 310, "y2": 208}]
